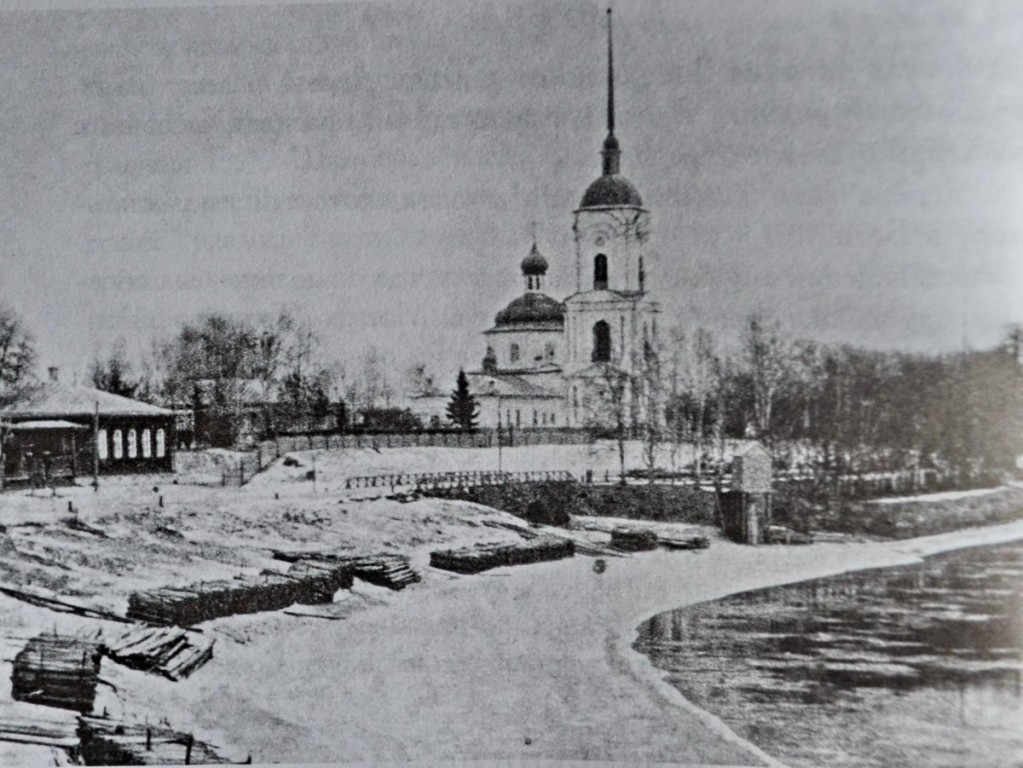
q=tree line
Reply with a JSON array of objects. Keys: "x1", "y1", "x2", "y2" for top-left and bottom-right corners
[
  {"x1": 2, "y1": 299, "x2": 1021, "y2": 471},
  {"x1": 654, "y1": 315, "x2": 1023, "y2": 483}
]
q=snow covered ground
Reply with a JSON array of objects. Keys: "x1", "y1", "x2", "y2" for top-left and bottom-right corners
[
  {"x1": 869, "y1": 487, "x2": 1005, "y2": 504},
  {"x1": 86, "y1": 520, "x2": 1023, "y2": 766},
  {"x1": 2, "y1": 442, "x2": 1022, "y2": 766}
]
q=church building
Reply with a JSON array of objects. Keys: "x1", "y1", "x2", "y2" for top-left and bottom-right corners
[{"x1": 414, "y1": 9, "x2": 661, "y2": 431}]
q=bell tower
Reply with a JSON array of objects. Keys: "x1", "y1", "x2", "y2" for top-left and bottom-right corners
[{"x1": 563, "y1": 8, "x2": 661, "y2": 427}]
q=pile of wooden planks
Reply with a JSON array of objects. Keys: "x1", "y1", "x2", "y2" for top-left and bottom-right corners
[
  {"x1": 0, "y1": 713, "x2": 79, "y2": 750},
  {"x1": 764, "y1": 525, "x2": 814, "y2": 545},
  {"x1": 333, "y1": 554, "x2": 420, "y2": 590},
  {"x1": 430, "y1": 537, "x2": 575, "y2": 575},
  {"x1": 77, "y1": 715, "x2": 235, "y2": 765},
  {"x1": 11, "y1": 634, "x2": 103, "y2": 713},
  {"x1": 126, "y1": 568, "x2": 347, "y2": 626},
  {"x1": 273, "y1": 550, "x2": 420, "y2": 591},
  {"x1": 609, "y1": 527, "x2": 660, "y2": 552},
  {"x1": 280, "y1": 559, "x2": 354, "y2": 601},
  {"x1": 658, "y1": 534, "x2": 711, "y2": 550},
  {"x1": 102, "y1": 626, "x2": 214, "y2": 681}
]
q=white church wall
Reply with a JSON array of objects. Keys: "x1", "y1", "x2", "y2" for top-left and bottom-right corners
[{"x1": 485, "y1": 328, "x2": 562, "y2": 370}]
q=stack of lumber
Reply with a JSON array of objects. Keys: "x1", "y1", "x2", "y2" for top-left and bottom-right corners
[
  {"x1": 274, "y1": 550, "x2": 420, "y2": 591},
  {"x1": 658, "y1": 534, "x2": 711, "y2": 550},
  {"x1": 102, "y1": 626, "x2": 214, "y2": 681},
  {"x1": 282, "y1": 560, "x2": 354, "y2": 601},
  {"x1": 126, "y1": 569, "x2": 345, "y2": 626},
  {"x1": 609, "y1": 527, "x2": 659, "y2": 552},
  {"x1": 77, "y1": 715, "x2": 234, "y2": 765},
  {"x1": 334, "y1": 554, "x2": 421, "y2": 590},
  {"x1": 430, "y1": 537, "x2": 575, "y2": 575},
  {"x1": 11, "y1": 634, "x2": 102, "y2": 713},
  {"x1": 0, "y1": 713, "x2": 79, "y2": 750},
  {"x1": 764, "y1": 525, "x2": 814, "y2": 545},
  {"x1": 0, "y1": 585, "x2": 132, "y2": 623}
]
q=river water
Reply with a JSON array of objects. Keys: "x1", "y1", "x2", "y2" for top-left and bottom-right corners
[{"x1": 635, "y1": 540, "x2": 1023, "y2": 768}]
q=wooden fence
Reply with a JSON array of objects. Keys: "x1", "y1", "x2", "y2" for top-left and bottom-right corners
[
  {"x1": 206, "y1": 428, "x2": 592, "y2": 486},
  {"x1": 345, "y1": 469, "x2": 575, "y2": 492}
]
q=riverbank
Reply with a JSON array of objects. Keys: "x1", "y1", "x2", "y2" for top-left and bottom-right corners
[{"x1": 99, "y1": 519, "x2": 1023, "y2": 766}]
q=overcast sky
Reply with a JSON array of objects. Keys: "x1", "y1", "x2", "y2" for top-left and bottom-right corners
[{"x1": 2, "y1": 0, "x2": 1022, "y2": 384}]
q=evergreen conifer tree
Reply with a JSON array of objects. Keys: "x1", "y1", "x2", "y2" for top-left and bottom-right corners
[{"x1": 446, "y1": 369, "x2": 479, "y2": 430}]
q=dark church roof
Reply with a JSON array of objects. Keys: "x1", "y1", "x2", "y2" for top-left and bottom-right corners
[
  {"x1": 493, "y1": 293, "x2": 565, "y2": 327},
  {"x1": 579, "y1": 174, "x2": 644, "y2": 209}
]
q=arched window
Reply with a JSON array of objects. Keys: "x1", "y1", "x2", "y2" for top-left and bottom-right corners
[
  {"x1": 510, "y1": 343, "x2": 520, "y2": 363},
  {"x1": 155, "y1": 429, "x2": 166, "y2": 458},
  {"x1": 141, "y1": 429, "x2": 152, "y2": 458},
  {"x1": 594, "y1": 254, "x2": 608, "y2": 290},
  {"x1": 592, "y1": 320, "x2": 611, "y2": 362},
  {"x1": 97, "y1": 429, "x2": 108, "y2": 461},
  {"x1": 112, "y1": 429, "x2": 123, "y2": 459},
  {"x1": 127, "y1": 428, "x2": 137, "y2": 458}
]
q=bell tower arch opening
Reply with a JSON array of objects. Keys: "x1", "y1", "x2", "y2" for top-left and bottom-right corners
[
  {"x1": 592, "y1": 320, "x2": 611, "y2": 362},
  {"x1": 594, "y1": 254, "x2": 608, "y2": 290}
]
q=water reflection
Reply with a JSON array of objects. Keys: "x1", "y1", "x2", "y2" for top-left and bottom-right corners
[{"x1": 636, "y1": 542, "x2": 1023, "y2": 767}]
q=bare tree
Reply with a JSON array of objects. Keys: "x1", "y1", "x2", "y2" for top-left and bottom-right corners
[
  {"x1": 345, "y1": 345, "x2": 396, "y2": 419},
  {"x1": 740, "y1": 313, "x2": 793, "y2": 448},
  {"x1": 88, "y1": 338, "x2": 138, "y2": 398},
  {"x1": 638, "y1": 336, "x2": 663, "y2": 481},
  {"x1": 0, "y1": 305, "x2": 36, "y2": 404},
  {"x1": 686, "y1": 327, "x2": 719, "y2": 486},
  {"x1": 583, "y1": 363, "x2": 632, "y2": 484},
  {"x1": 663, "y1": 327, "x2": 687, "y2": 480}
]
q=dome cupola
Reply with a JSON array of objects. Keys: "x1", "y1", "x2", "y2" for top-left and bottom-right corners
[
  {"x1": 520, "y1": 241, "x2": 548, "y2": 276},
  {"x1": 578, "y1": 9, "x2": 644, "y2": 211},
  {"x1": 520, "y1": 240, "x2": 549, "y2": 292}
]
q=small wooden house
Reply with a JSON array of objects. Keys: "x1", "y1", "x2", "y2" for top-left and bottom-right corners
[{"x1": 0, "y1": 381, "x2": 175, "y2": 487}]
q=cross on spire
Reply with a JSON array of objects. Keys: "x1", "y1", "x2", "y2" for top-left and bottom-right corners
[{"x1": 601, "y1": 8, "x2": 621, "y2": 176}]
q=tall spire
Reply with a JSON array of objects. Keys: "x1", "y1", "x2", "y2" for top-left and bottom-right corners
[{"x1": 601, "y1": 8, "x2": 621, "y2": 176}]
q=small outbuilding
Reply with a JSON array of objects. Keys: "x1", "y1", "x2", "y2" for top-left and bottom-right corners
[{"x1": 0, "y1": 380, "x2": 176, "y2": 488}]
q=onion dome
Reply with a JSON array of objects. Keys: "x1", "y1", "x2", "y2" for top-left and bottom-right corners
[
  {"x1": 578, "y1": 12, "x2": 644, "y2": 210},
  {"x1": 494, "y1": 293, "x2": 565, "y2": 327},
  {"x1": 520, "y1": 242, "x2": 548, "y2": 276},
  {"x1": 580, "y1": 174, "x2": 644, "y2": 209}
]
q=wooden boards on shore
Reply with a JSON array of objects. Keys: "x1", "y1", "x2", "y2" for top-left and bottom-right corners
[
  {"x1": 430, "y1": 537, "x2": 575, "y2": 575},
  {"x1": 102, "y1": 625, "x2": 214, "y2": 681},
  {"x1": 126, "y1": 566, "x2": 348, "y2": 627},
  {"x1": 272, "y1": 551, "x2": 421, "y2": 591},
  {"x1": 0, "y1": 714, "x2": 79, "y2": 750},
  {"x1": 11, "y1": 635, "x2": 102, "y2": 713},
  {"x1": 77, "y1": 715, "x2": 236, "y2": 765},
  {"x1": 609, "y1": 528, "x2": 660, "y2": 552}
]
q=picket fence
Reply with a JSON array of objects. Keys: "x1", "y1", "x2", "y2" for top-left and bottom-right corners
[{"x1": 212, "y1": 428, "x2": 593, "y2": 486}]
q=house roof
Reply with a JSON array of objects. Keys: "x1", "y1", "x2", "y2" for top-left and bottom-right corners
[
  {"x1": 0, "y1": 383, "x2": 174, "y2": 419},
  {"x1": 466, "y1": 373, "x2": 563, "y2": 399},
  {"x1": 2, "y1": 420, "x2": 90, "y2": 431}
]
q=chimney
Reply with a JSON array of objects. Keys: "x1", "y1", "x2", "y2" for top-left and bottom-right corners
[{"x1": 48, "y1": 366, "x2": 59, "y2": 383}]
